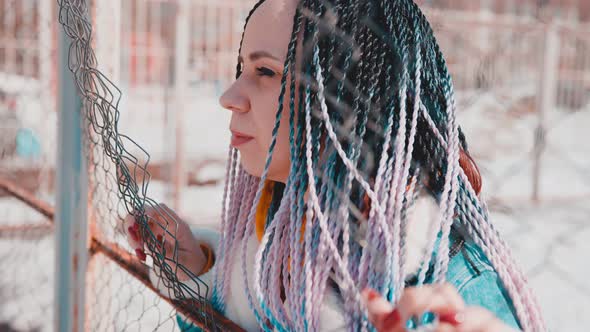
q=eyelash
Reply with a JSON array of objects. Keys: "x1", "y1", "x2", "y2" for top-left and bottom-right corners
[
  {"x1": 256, "y1": 67, "x2": 276, "y2": 77},
  {"x1": 236, "y1": 65, "x2": 276, "y2": 79}
]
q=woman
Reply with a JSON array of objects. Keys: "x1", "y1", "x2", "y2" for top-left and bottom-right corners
[{"x1": 125, "y1": 0, "x2": 545, "y2": 330}]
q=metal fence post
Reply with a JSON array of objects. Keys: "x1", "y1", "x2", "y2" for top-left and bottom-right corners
[
  {"x1": 172, "y1": 0, "x2": 190, "y2": 211},
  {"x1": 533, "y1": 22, "x2": 559, "y2": 203},
  {"x1": 95, "y1": 0, "x2": 122, "y2": 85},
  {"x1": 55, "y1": 12, "x2": 89, "y2": 332}
]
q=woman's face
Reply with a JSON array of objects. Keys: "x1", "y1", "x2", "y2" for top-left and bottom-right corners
[{"x1": 219, "y1": 0, "x2": 298, "y2": 183}]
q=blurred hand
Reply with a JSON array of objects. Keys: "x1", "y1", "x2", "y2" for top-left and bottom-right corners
[
  {"x1": 362, "y1": 284, "x2": 518, "y2": 332},
  {"x1": 123, "y1": 203, "x2": 206, "y2": 281}
]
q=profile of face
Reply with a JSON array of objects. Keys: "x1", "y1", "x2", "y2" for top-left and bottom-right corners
[{"x1": 219, "y1": 0, "x2": 298, "y2": 183}]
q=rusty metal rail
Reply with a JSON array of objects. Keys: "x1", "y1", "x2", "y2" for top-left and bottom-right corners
[
  {"x1": 1, "y1": 178, "x2": 244, "y2": 331},
  {"x1": 0, "y1": 175, "x2": 55, "y2": 220}
]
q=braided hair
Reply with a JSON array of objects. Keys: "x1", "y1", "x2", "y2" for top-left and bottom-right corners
[{"x1": 212, "y1": 0, "x2": 545, "y2": 331}]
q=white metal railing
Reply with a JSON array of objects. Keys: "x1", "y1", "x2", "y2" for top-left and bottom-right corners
[
  {"x1": 1, "y1": 2, "x2": 590, "y2": 331},
  {"x1": 2, "y1": 1, "x2": 589, "y2": 107},
  {"x1": 0, "y1": 0, "x2": 52, "y2": 90},
  {"x1": 113, "y1": 0, "x2": 254, "y2": 90}
]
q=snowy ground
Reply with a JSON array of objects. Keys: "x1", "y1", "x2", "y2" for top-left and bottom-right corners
[{"x1": 1, "y1": 86, "x2": 589, "y2": 331}]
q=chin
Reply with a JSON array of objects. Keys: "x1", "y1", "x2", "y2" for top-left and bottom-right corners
[
  {"x1": 238, "y1": 150, "x2": 290, "y2": 183},
  {"x1": 240, "y1": 159, "x2": 288, "y2": 184},
  {"x1": 240, "y1": 157, "x2": 264, "y2": 178}
]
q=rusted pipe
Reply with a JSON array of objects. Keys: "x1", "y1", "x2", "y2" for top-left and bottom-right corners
[
  {"x1": 0, "y1": 176, "x2": 55, "y2": 220},
  {"x1": 90, "y1": 239, "x2": 245, "y2": 332}
]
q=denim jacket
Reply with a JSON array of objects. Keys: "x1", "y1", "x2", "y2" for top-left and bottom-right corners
[
  {"x1": 405, "y1": 227, "x2": 522, "y2": 330},
  {"x1": 449, "y1": 236, "x2": 521, "y2": 329},
  {"x1": 162, "y1": 225, "x2": 521, "y2": 331}
]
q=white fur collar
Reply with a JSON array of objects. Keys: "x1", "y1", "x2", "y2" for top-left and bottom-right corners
[
  {"x1": 349, "y1": 192, "x2": 439, "y2": 280},
  {"x1": 402, "y1": 193, "x2": 439, "y2": 278}
]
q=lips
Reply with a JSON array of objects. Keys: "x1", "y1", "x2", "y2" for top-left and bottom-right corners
[{"x1": 230, "y1": 130, "x2": 254, "y2": 147}]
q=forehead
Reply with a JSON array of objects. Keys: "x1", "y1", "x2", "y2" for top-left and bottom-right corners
[{"x1": 241, "y1": 0, "x2": 298, "y2": 61}]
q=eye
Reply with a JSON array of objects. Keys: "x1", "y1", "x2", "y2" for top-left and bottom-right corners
[
  {"x1": 236, "y1": 63, "x2": 244, "y2": 78},
  {"x1": 256, "y1": 67, "x2": 276, "y2": 77}
]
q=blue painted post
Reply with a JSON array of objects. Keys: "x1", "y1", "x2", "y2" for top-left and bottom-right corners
[{"x1": 55, "y1": 13, "x2": 88, "y2": 332}]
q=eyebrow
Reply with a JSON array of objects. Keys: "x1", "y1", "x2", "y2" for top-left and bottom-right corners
[{"x1": 238, "y1": 50, "x2": 281, "y2": 63}]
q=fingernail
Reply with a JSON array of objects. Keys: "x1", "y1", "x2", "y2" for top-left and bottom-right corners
[
  {"x1": 367, "y1": 289, "x2": 380, "y2": 301},
  {"x1": 361, "y1": 288, "x2": 379, "y2": 302},
  {"x1": 135, "y1": 248, "x2": 146, "y2": 261},
  {"x1": 128, "y1": 227, "x2": 139, "y2": 241},
  {"x1": 439, "y1": 311, "x2": 463, "y2": 326},
  {"x1": 382, "y1": 309, "x2": 401, "y2": 328},
  {"x1": 363, "y1": 289, "x2": 394, "y2": 316},
  {"x1": 156, "y1": 234, "x2": 163, "y2": 243}
]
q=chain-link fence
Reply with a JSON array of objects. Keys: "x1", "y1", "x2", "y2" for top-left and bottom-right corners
[
  {"x1": 423, "y1": 8, "x2": 590, "y2": 331},
  {"x1": 72, "y1": 0, "x2": 255, "y2": 330},
  {"x1": 426, "y1": 10, "x2": 590, "y2": 204},
  {"x1": 1, "y1": 0, "x2": 254, "y2": 331},
  {"x1": 1, "y1": 0, "x2": 589, "y2": 331},
  {"x1": 0, "y1": 1, "x2": 56, "y2": 331}
]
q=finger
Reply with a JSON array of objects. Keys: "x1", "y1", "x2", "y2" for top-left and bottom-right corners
[
  {"x1": 148, "y1": 223, "x2": 185, "y2": 263},
  {"x1": 124, "y1": 213, "x2": 143, "y2": 250},
  {"x1": 443, "y1": 307, "x2": 517, "y2": 332},
  {"x1": 150, "y1": 237, "x2": 176, "y2": 263},
  {"x1": 362, "y1": 289, "x2": 394, "y2": 317},
  {"x1": 138, "y1": 205, "x2": 174, "y2": 241},
  {"x1": 159, "y1": 237, "x2": 180, "y2": 258},
  {"x1": 123, "y1": 205, "x2": 171, "y2": 262},
  {"x1": 160, "y1": 203, "x2": 182, "y2": 222},
  {"x1": 145, "y1": 204, "x2": 180, "y2": 241},
  {"x1": 378, "y1": 309, "x2": 405, "y2": 332},
  {"x1": 149, "y1": 204, "x2": 178, "y2": 226},
  {"x1": 434, "y1": 323, "x2": 459, "y2": 332},
  {"x1": 397, "y1": 284, "x2": 465, "y2": 326},
  {"x1": 362, "y1": 289, "x2": 405, "y2": 332},
  {"x1": 130, "y1": 206, "x2": 167, "y2": 260},
  {"x1": 432, "y1": 311, "x2": 466, "y2": 332},
  {"x1": 158, "y1": 204, "x2": 185, "y2": 241}
]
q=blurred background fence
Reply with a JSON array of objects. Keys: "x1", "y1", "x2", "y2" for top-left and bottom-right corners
[{"x1": 0, "y1": 0, "x2": 588, "y2": 331}]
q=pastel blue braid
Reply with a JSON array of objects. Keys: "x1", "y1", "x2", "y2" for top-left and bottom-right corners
[{"x1": 215, "y1": 1, "x2": 547, "y2": 331}]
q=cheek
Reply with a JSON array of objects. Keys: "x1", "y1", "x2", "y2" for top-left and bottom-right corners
[
  {"x1": 246, "y1": 74, "x2": 299, "y2": 179},
  {"x1": 254, "y1": 83, "x2": 285, "y2": 150},
  {"x1": 263, "y1": 106, "x2": 292, "y2": 182},
  {"x1": 256, "y1": 109, "x2": 280, "y2": 154},
  {"x1": 259, "y1": 82, "x2": 295, "y2": 180},
  {"x1": 272, "y1": 83, "x2": 296, "y2": 165}
]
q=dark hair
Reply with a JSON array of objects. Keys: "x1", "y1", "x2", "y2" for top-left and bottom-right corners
[{"x1": 213, "y1": 1, "x2": 545, "y2": 330}]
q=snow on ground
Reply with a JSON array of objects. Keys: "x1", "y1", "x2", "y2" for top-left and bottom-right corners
[
  {"x1": 459, "y1": 93, "x2": 590, "y2": 201},
  {"x1": 1, "y1": 86, "x2": 589, "y2": 330},
  {"x1": 0, "y1": 199, "x2": 53, "y2": 331},
  {"x1": 458, "y1": 93, "x2": 590, "y2": 331},
  {"x1": 492, "y1": 199, "x2": 590, "y2": 331}
]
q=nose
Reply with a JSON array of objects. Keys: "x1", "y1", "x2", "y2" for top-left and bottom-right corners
[{"x1": 219, "y1": 80, "x2": 250, "y2": 113}]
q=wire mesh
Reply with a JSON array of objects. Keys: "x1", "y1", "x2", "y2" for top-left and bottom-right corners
[
  {"x1": 0, "y1": 0, "x2": 56, "y2": 331},
  {"x1": 429, "y1": 14, "x2": 589, "y2": 203},
  {"x1": 57, "y1": 0, "x2": 250, "y2": 330},
  {"x1": 422, "y1": 5, "x2": 590, "y2": 331},
  {"x1": 86, "y1": 250, "x2": 179, "y2": 331},
  {"x1": 0, "y1": 0, "x2": 589, "y2": 331}
]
